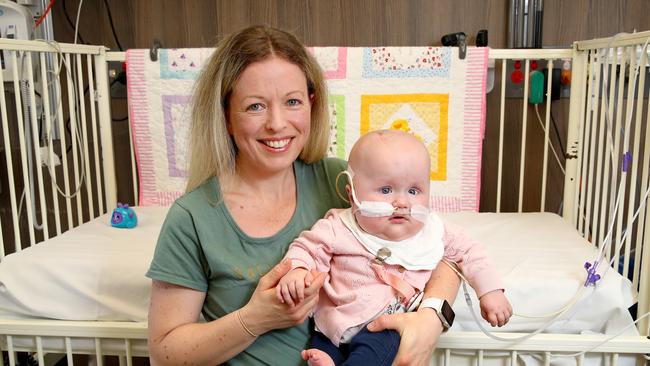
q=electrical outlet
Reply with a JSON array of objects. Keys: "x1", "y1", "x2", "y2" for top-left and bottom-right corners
[
  {"x1": 504, "y1": 59, "x2": 571, "y2": 100},
  {"x1": 39, "y1": 146, "x2": 60, "y2": 168}
]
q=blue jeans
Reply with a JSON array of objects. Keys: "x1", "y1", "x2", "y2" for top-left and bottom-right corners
[{"x1": 310, "y1": 326, "x2": 400, "y2": 366}]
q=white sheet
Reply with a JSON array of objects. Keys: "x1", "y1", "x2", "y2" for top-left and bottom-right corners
[
  {"x1": 0, "y1": 206, "x2": 169, "y2": 321},
  {"x1": 0, "y1": 209, "x2": 637, "y2": 338},
  {"x1": 440, "y1": 212, "x2": 637, "y2": 336}
]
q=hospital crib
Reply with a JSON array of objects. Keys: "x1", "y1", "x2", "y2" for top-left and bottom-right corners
[{"x1": 0, "y1": 30, "x2": 649, "y2": 365}]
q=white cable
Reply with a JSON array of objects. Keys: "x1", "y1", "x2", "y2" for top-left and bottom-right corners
[
  {"x1": 548, "y1": 310, "x2": 650, "y2": 359},
  {"x1": 442, "y1": 260, "x2": 589, "y2": 340},
  {"x1": 74, "y1": 0, "x2": 84, "y2": 45},
  {"x1": 604, "y1": 183, "x2": 650, "y2": 275},
  {"x1": 534, "y1": 104, "x2": 566, "y2": 175},
  {"x1": 29, "y1": 39, "x2": 87, "y2": 199},
  {"x1": 588, "y1": 34, "x2": 650, "y2": 273}
]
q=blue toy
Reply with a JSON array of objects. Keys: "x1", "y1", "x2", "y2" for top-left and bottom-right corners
[{"x1": 111, "y1": 203, "x2": 138, "y2": 228}]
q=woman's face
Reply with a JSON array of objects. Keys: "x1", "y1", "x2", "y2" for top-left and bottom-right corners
[{"x1": 227, "y1": 56, "x2": 312, "y2": 176}]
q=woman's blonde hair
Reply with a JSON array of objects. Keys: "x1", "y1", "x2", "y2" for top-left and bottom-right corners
[{"x1": 186, "y1": 25, "x2": 330, "y2": 192}]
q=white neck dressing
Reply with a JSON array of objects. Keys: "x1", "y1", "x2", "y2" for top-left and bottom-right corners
[{"x1": 339, "y1": 209, "x2": 444, "y2": 271}]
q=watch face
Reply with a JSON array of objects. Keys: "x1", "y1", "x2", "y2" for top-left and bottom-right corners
[{"x1": 441, "y1": 300, "x2": 455, "y2": 327}]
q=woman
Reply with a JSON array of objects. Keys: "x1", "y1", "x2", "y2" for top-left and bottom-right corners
[{"x1": 146, "y1": 25, "x2": 460, "y2": 366}]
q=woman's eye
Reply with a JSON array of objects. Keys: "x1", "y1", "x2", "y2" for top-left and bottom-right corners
[
  {"x1": 287, "y1": 99, "x2": 302, "y2": 107},
  {"x1": 380, "y1": 187, "x2": 392, "y2": 194},
  {"x1": 408, "y1": 188, "x2": 420, "y2": 195},
  {"x1": 247, "y1": 103, "x2": 264, "y2": 112}
]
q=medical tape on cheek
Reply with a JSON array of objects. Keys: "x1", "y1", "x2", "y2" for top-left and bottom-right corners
[
  {"x1": 344, "y1": 169, "x2": 395, "y2": 217},
  {"x1": 345, "y1": 167, "x2": 431, "y2": 220}
]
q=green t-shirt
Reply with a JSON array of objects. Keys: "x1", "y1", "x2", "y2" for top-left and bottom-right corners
[{"x1": 146, "y1": 158, "x2": 348, "y2": 365}]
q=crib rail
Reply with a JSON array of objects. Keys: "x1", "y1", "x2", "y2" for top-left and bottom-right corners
[
  {"x1": 0, "y1": 39, "x2": 116, "y2": 257},
  {"x1": 566, "y1": 30, "x2": 650, "y2": 334},
  {"x1": 0, "y1": 35, "x2": 649, "y2": 364},
  {"x1": 0, "y1": 318, "x2": 648, "y2": 366},
  {"x1": 0, "y1": 319, "x2": 147, "y2": 365}
]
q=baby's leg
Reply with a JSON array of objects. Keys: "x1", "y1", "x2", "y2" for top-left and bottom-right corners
[
  {"x1": 307, "y1": 331, "x2": 345, "y2": 366},
  {"x1": 341, "y1": 326, "x2": 400, "y2": 366}
]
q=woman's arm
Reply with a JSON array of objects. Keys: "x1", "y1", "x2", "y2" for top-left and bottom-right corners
[
  {"x1": 148, "y1": 260, "x2": 326, "y2": 366},
  {"x1": 367, "y1": 261, "x2": 461, "y2": 366}
]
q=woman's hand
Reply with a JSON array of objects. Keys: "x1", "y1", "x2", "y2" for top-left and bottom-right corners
[
  {"x1": 244, "y1": 260, "x2": 327, "y2": 335},
  {"x1": 367, "y1": 308, "x2": 443, "y2": 366},
  {"x1": 367, "y1": 260, "x2": 461, "y2": 365}
]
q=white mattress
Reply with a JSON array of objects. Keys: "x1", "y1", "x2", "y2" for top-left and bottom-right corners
[
  {"x1": 0, "y1": 206, "x2": 169, "y2": 321},
  {"x1": 0, "y1": 209, "x2": 637, "y2": 338},
  {"x1": 440, "y1": 212, "x2": 636, "y2": 335}
]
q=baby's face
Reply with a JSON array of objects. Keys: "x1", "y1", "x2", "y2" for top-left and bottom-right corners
[{"x1": 350, "y1": 133, "x2": 430, "y2": 241}]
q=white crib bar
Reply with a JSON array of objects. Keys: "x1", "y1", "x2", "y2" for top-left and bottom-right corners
[
  {"x1": 65, "y1": 53, "x2": 83, "y2": 227},
  {"x1": 518, "y1": 59, "x2": 530, "y2": 212},
  {"x1": 0, "y1": 52, "x2": 20, "y2": 254},
  {"x1": 76, "y1": 53, "x2": 95, "y2": 220},
  {"x1": 598, "y1": 46, "x2": 618, "y2": 263},
  {"x1": 25, "y1": 53, "x2": 50, "y2": 242},
  {"x1": 539, "y1": 59, "x2": 552, "y2": 211},
  {"x1": 637, "y1": 97, "x2": 650, "y2": 337},
  {"x1": 87, "y1": 54, "x2": 105, "y2": 216},
  {"x1": 586, "y1": 49, "x2": 603, "y2": 244},
  {"x1": 35, "y1": 336, "x2": 44, "y2": 366},
  {"x1": 577, "y1": 50, "x2": 594, "y2": 236},
  {"x1": 626, "y1": 44, "x2": 647, "y2": 284},
  {"x1": 611, "y1": 47, "x2": 628, "y2": 274},
  {"x1": 95, "y1": 49, "x2": 118, "y2": 210},
  {"x1": 619, "y1": 46, "x2": 637, "y2": 277},
  {"x1": 54, "y1": 51, "x2": 75, "y2": 232},
  {"x1": 592, "y1": 49, "x2": 608, "y2": 249},
  {"x1": 11, "y1": 51, "x2": 36, "y2": 247},
  {"x1": 39, "y1": 52, "x2": 62, "y2": 237},
  {"x1": 6, "y1": 335, "x2": 15, "y2": 366},
  {"x1": 496, "y1": 59, "x2": 506, "y2": 213},
  {"x1": 95, "y1": 338, "x2": 104, "y2": 366},
  {"x1": 65, "y1": 336, "x2": 73, "y2": 365},
  {"x1": 564, "y1": 44, "x2": 587, "y2": 229}
]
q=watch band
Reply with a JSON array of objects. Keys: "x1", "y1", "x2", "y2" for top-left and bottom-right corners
[{"x1": 418, "y1": 297, "x2": 454, "y2": 331}]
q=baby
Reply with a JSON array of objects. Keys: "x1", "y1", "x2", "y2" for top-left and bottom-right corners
[{"x1": 277, "y1": 130, "x2": 511, "y2": 366}]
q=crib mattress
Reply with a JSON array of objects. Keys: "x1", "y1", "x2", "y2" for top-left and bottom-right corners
[
  {"x1": 0, "y1": 208, "x2": 636, "y2": 336},
  {"x1": 441, "y1": 212, "x2": 636, "y2": 335}
]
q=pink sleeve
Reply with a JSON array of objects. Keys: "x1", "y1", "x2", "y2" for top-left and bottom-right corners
[
  {"x1": 283, "y1": 216, "x2": 338, "y2": 274},
  {"x1": 442, "y1": 220, "x2": 504, "y2": 298}
]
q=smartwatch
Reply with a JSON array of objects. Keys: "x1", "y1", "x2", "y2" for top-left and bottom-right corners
[{"x1": 417, "y1": 297, "x2": 455, "y2": 331}]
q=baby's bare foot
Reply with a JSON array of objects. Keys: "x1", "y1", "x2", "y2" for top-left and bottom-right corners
[{"x1": 301, "y1": 349, "x2": 335, "y2": 366}]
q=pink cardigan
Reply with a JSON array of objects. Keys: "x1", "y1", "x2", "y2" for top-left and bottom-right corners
[{"x1": 284, "y1": 209, "x2": 502, "y2": 346}]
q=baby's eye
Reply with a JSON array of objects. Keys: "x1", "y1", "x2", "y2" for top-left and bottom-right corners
[
  {"x1": 247, "y1": 103, "x2": 265, "y2": 112},
  {"x1": 287, "y1": 98, "x2": 302, "y2": 107},
  {"x1": 380, "y1": 187, "x2": 392, "y2": 194},
  {"x1": 408, "y1": 188, "x2": 420, "y2": 195}
]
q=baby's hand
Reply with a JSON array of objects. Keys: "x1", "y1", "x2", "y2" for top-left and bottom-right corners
[
  {"x1": 479, "y1": 290, "x2": 512, "y2": 327},
  {"x1": 275, "y1": 268, "x2": 312, "y2": 307}
]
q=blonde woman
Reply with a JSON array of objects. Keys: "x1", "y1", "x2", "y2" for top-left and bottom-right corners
[{"x1": 146, "y1": 25, "x2": 460, "y2": 366}]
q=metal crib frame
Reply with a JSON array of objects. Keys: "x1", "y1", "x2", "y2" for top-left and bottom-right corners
[{"x1": 0, "y1": 31, "x2": 648, "y2": 365}]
